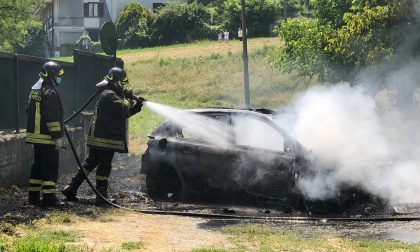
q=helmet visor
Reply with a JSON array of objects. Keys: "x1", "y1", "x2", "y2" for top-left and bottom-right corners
[{"x1": 119, "y1": 75, "x2": 129, "y2": 89}]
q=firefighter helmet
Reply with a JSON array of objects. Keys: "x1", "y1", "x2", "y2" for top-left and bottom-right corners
[
  {"x1": 40, "y1": 61, "x2": 64, "y2": 79},
  {"x1": 105, "y1": 67, "x2": 128, "y2": 83}
]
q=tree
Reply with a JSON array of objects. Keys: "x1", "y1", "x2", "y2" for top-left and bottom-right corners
[
  {"x1": 310, "y1": 0, "x2": 352, "y2": 28},
  {"x1": 14, "y1": 23, "x2": 46, "y2": 57},
  {"x1": 274, "y1": 18, "x2": 335, "y2": 80},
  {"x1": 222, "y1": 0, "x2": 282, "y2": 37},
  {"x1": 116, "y1": 3, "x2": 153, "y2": 48},
  {"x1": 274, "y1": 0, "x2": 418, "y2": 82},
  {"x1": 151, "y1": 2, "x2": 213, "y2": 45},
  {"x1": 0, "y1": 0, "x2": 43, "y2": 53}
]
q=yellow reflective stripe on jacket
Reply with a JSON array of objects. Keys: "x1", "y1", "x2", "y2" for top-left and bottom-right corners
[
  {"x1": 26, "y1": 132, "x2": 54, "y2": 145},
  {"x1": 123, "y1": 99, "x2": 130, "y2": 107},
  {"x1": 35, "y1": 102, "x2": 41, "y2": 134},
  {"x1": 30, "y1": 179, "x2": 42, "y2": 184},
  {"x1": 26, "y1": 133, "x2": 54, "y2": 145},
  {"x1": 42, "y1": 181, "x2": 56, "y2": 186},
  {"x1": 96, "y1": 175, "x2": 108, "y2": 181},
  {"x1": 29, "y1": 187, "x2": 42, "y2": 192},
  {"x1": 48, "y1": 126, "x2": 61, "y2": 132},
  {"x1": 46, "y1": 122, "x2": 60, "y2": 127},
  {"x1": 46, "y1": 122, "x2": 61, "y2": 132},
  {"x1": 42, "y1": 189, "x2": 57, "y2": 194},
  {"x1": 87, "y1": 136, "x2": 125, "y2": 150}
]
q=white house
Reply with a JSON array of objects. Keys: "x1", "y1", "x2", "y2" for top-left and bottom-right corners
[{"x1": 39, "y1": 0, "x2": 188, "y2": 57}]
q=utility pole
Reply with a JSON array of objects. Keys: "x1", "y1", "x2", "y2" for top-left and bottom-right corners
[{"x1": 241, "y1": 0, "x2": 251, "y2": 109}]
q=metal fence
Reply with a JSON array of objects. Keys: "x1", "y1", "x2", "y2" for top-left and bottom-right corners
[{"x1": 0, "y1": 49, "x2": 123, "y2": 131}]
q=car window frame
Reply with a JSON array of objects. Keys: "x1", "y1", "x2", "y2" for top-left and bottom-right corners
[
  {"x1": 175, "y1": 112, "x2": 232, "y2": 144},
  {"x1": 230, "y1": 112, "x2": 291, "y2": 153}
]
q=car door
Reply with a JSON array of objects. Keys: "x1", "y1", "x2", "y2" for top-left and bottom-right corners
[
  {"x1": 173, "y1": 113, "x2": 231, "y2": 195},
  {"x1": 226, "y1": 113, "x2": 296, "y2": 199}
]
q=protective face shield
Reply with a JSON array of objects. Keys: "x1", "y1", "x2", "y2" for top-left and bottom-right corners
[{"x1": 117, "y1": 75, "x2": 129, "y2": 90}]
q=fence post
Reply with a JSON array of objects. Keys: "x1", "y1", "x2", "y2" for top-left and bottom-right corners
[
  {"x1": 14, "y1": 55, "x2": 19, "y2": 133},
  {"x1": 73, "y1": 49, "x2": 79, "y2": 109}
]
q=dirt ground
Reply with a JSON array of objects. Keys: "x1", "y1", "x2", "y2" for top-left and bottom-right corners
[
  {"x1": 121, "y1": 38, "x2": 282, "y2": 63},
  {"x1": 0, "y1": 154, "x2": 235, "y2": 251},
  {"x1": 2, "y1": 154, "x2": 420, "y2": 251},
  {"x1": 55, "y1": 212, "x2": 232, "y2": 251}
]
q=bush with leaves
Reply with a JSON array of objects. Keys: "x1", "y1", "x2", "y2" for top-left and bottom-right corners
[
  {"x1": 14, "y1": 23, "x2": 46, "y2": 57},
  {"x1": 274, "y1": 18, "x2": 334, "y2": 80},
  {"x1": 327, "y1": 6, "x2": 392, "y2": 74},
  {"x1": 151, "y1": 2, "x2": 212, "y2": 45},
  {"x1": 311, "y1": 0, "x2": 352, "y2": 28},
  {"x1": 222, "y1": 0, "x2": 282, "y2": 37},
  {"x1": 0, "y1": 0, "x2": 44, "y2": 54},
  {"x1": 273, "y1": 0, "x2": 418, "y2": 82},
  {"x1": 116, "y1": 3, "x2": 153, "y2": 48}
]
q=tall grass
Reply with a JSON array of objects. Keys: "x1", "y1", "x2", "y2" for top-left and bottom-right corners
[
  {"x1": 126, "y1": 46, "x2": 316, "y2": 145},
  {"x1": 1, "y1": 230, "x2": 81, "y2": 252}
]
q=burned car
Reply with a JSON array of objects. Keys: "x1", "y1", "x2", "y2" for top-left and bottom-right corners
[{"x1": 141, "y1": 108, "x2": 375, "y2": 211}]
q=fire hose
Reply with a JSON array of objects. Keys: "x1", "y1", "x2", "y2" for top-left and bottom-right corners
[{"x1": 63, "y1": 92, "x2": 420, "y2": 222}]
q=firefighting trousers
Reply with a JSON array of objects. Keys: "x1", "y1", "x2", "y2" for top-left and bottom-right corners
[
  {"x1": 29, "y1": 144, "x2": 59, "y2": 197},
  {"x1": 83, "y1": 148, "x2": 115, "y2": 185}
]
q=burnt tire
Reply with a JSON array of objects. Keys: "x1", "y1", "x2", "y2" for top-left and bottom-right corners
[{"x1": 146, "y1": 165, "x2": 185, "y2": 202}]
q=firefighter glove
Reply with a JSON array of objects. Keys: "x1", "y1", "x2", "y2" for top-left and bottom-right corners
[
  {"x1": 137, "y1": 96, "x2": 147, "y2": 105},
  {"x1": 124, "y1": 89, "x2": 135, "y2": 100},
  {"x1": 131, "y1": 99, "x2": 144, "y2": 114},
  {"x1": 54, "y1": 139, "x2": 63, "y2": 150}
]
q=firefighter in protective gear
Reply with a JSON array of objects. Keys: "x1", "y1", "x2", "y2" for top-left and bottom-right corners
[
  {"x1": 26, "y1": 61, "x2": 65, "y2": 206},
  {"x1": 62, "y1": 67, "x2": 144, "y2": 205}
]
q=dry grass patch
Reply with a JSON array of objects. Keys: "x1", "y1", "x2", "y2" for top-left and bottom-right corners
[{"x1": 121, "y1": 38, "x2": 282, "y2": 63}]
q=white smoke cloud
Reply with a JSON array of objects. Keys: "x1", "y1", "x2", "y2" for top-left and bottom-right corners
[
  {"x1": 286, "y1": 82, "x2": 420, "y2": 205},
  {"x1": 144, "y1": 68, "x2": 420, "y2": 205}
]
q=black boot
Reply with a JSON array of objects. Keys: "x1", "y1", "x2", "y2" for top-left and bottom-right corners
[
  {"x1": 95, "y1": 180, "x2": 112, "y2": 207},
  {"x1": 42, "y1": 194, "x2": 65, "y2": 208},
  {"x1": 62, "y1": 168, "x2": 87, "y2": 202},
  {"x1": 28, "y1": 191, "x2": 41, "y2": 206}
]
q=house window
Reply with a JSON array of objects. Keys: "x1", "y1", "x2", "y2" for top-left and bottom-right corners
[{"x1": 84, "y1": 2, "x2": 104, "y2": 17}]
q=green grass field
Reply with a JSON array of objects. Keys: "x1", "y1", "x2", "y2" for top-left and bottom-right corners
[
  {"x1": 3, "y1": 222, "x2": 419, "y2": 252},
  {"x1": 193, "y1": 224, "x2": 420, "y2": 252}
]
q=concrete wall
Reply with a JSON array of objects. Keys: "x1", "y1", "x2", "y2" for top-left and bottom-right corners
[{"x1": 0, "y1": 127, "x2": 86, "y2": 187}]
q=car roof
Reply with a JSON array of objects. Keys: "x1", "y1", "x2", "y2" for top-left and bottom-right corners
[{"x1": 187, "y1": 108, "x2": 286, "y2": 118}]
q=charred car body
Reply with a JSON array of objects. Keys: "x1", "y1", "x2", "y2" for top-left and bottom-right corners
[{"x1": 141, "y1": 108, "x2": 376, "y2": 211}]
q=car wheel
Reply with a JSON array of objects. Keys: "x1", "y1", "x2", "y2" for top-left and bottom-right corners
[{"x1": 146, "y1": 164, "x2": 185, "y2": 202}]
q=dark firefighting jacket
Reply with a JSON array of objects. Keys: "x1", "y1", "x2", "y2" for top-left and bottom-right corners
[
  {"x1": 26, "y1": 79, "x2": 64, "y2": 145},
  {"x1": 87, "y1": 86, "x2": 136, "y2": 153}
]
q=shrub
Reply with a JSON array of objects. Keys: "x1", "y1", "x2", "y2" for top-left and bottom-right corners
[
  {"x1": 76, "y1": 35, "x2": 103, "y2": 54},
  {"x1": 222, "y1": 0, "x2": 281, "y2": 38},
  {"x1": 116, "y1": 3, "x2": 153, "y2": 48},
  {"x1": 151, "y1": 2, "x2": 213, "y2": 45},
  {"x1": 14, "y1": 23, "x2": 46, "y2": 57},
  {"x1": 272, "y1": 18, "x2": 335, "y2": 80}
]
